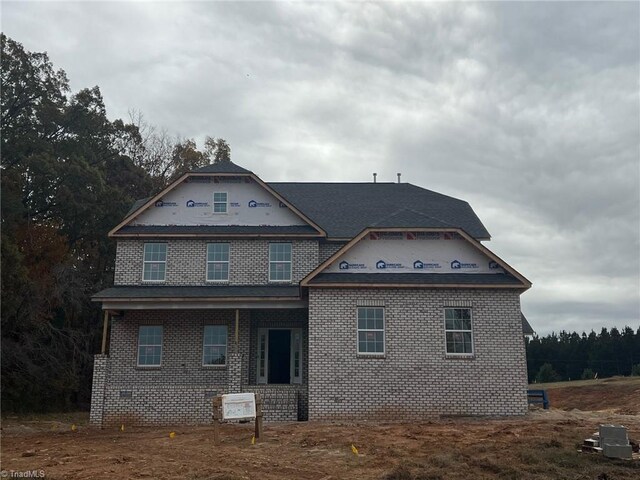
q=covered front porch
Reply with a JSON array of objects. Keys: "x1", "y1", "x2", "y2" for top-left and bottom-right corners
[{"x1": 90, "y1": 285, "x2": 309, "y2": 426}]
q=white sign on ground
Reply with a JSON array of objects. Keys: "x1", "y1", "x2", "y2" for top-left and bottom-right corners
[{"x1": 221, "y1": 393, "x2": 256, "y2": 420}]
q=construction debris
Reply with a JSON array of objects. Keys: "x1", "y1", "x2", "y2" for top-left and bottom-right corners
[{"x1": 581, "y1": 424, "x2": 634, "y2": 460}]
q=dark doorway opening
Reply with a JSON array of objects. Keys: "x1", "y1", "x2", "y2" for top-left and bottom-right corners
[{"x1": 268, "y1": 330, "x2": 291, "y2": 384}]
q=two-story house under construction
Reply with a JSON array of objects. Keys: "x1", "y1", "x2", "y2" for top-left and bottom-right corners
[{"x1": 90, "y1": 161, "x2": 532, "y2": 426}]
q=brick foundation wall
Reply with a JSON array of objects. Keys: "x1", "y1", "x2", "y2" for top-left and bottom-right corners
[
  {"x1": 114, "y1": 239, "x2": 319, "y2": 286},
  {"x1": 307, "y1": 288, "x2": 528, "y2": 420}
]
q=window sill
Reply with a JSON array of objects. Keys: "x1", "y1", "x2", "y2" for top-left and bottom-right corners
[
  {"x1": 135, "y1": 365, "x2": 162, "y2": 370},
  {"x1": 356, "y1": 354, "x2": 386, "y2": 359},
  {"x1": 444, "y1": 354, "x2": 475, "y2": 360},
  {"x1": 201, "y1": 365, "x2": 227, "y2": 369}
]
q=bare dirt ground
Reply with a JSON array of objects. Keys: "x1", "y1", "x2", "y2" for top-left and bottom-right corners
[{"x1": 2, "y1": 377, "x2": 640, "y2": 480}]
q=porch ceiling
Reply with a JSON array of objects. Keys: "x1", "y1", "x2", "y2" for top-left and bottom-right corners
[{"x1": 92, "y1": 285, "x2": 306, "y2": 310}]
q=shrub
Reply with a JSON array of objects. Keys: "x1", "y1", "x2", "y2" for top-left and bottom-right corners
[
  {"x1": 581, "y1": 368, "x2": 595, "y2": 380},
  {"x1": 632, "y1": 364, "x2": 640, "y2": 376},
  {"x1": 536, "y1": 363, "x2": 562, "y2": 383}
]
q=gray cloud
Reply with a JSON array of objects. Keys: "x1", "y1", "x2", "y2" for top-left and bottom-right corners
[{"x1": 4, "y1": 1, "x2": 638, "y2": 334}]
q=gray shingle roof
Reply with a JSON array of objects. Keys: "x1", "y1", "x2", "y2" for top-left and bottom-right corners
[
  {"x1": 268, "y1": 183, "x2": 491, "y2": 240},
  {"x1": 126, "y1": 197, "x2": 151, "y2": 217},
  {"x1": 521, "y1": 313, "x2": 535, "y2": 335},
  {"x1": 115, "y1": 225, "x2": 321, "y2": 236},
  {"x1": 308, "y1": 273, "x2": 522, "y2": 286},
  {"x1": 92, "y1": 285, "x2": 300, "y2": 300},
  {"x1": 193, "y1": 161, "x2": 252, "y2": 174}
]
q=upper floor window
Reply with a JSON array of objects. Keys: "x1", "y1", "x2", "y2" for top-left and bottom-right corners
[
  {"x1": 203, "y1": 325, "x2": 228, "y2": 366},
  {"x1": 357, "y1": 307, "x2": 385, "y2": 355},
  {"x1": 207, "y1": 243, "x2": 230, "y2": 282},
  {"x1": 269, "y1": 243, "x2": 292, "y2": 282},
  {"x1": 444, "y1": 308, "x2": 473, "y2": 355},
  {"x1": 213, "y1": 192, "x2": 228, "y2": 213},
  {"x1": 138, "y1": 325, "x2": 162, "y2": 366},
  {"x1": 142, "y1": 243, "x2": 167, "y2": 282}
]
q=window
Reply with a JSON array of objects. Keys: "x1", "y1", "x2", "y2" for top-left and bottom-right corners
[
  {"x1": 138, "y1": 325, "x2": 162, "y2": 366},
  {"x1": 206, "y1": 243, "x2": 229, "y2": 281},
  {"x1": 213, "y1": 192, "x2": 228, "y2": 213},
  {"x1": 142, "y1": 243, "x2": 167, "y2": 282},
  {"x1": 269, "y1": 243, "x2": 292, "y2": 282},
  {"x1": 357, "y1": 307, "x2": 384, "y2": 354},
  {"x1": 445, "y1": 308, "x2": 473, "y2": 355},
  {"x1": 203, "y1": 325, "x2": 227, "y2": 365}
]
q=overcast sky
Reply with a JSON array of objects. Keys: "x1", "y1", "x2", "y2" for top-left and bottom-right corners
[{"x1": 3, "y1": 1, "x2": 639, "y2": 335}]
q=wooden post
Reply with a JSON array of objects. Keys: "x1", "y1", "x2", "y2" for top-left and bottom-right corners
[
  {"x1": 212, "y1": 397, "x2": 222, "y2": 445},
  {"x1": 101, "y1": 311, "x2": 109, "y2": 354},
  {"x1": 254, "y1": 393, "x2": 263, "y2": 441}
]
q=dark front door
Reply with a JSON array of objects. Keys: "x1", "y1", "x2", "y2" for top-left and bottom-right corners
[{"x1": 268, "y1": 330, "x2": 291, "y2": 384}]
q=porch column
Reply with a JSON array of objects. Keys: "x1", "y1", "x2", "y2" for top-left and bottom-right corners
[{"x1": 227, "y1": 309, "x2": 242, "y2": 393}]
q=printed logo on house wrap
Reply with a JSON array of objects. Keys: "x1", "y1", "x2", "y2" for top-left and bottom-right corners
[
  {"x1": 230, "y1": 202, "x2": 241, "y2": 208},
  {"x1": 413, "y1": 260, "x2": 442, "y2": 270},
  {"x1": 488, "y1": 261, "x2": 500, "y2": 269},
  {"x1": 278, "y1": 201, "x2": 288, "y2": 208},
  {"x1": 369, "y1": 232, "x2": 404, "y2": 241},
  {"x1": 214, "y1": 176, "x2": 242, "y2": 183},
  {"x1": 450, "y1": 259, "x2": 479, "y2": 270},
  {"x1": 339, "y1": 261, "x2": 366, "y2": 270},
  {"x1": 155, "y1": 200, "x2": 178, "y2": 207},
  {"x1": 248, "y1": 200, "x2": 272, "y2": 208},
  {"x1": 186, "y1": 200, "x2": 209, "y2": 208},
  {"x1": 376, "y1": 260, "x2": 404, "y2": 270}
]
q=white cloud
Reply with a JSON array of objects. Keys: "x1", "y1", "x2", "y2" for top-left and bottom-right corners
[{"x1": 3, "y1": 1, "x2": 638, "y2": 335}]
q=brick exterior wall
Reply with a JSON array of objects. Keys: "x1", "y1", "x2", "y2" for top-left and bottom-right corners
[
  {"x1": 307, "y1": 288, "x2": 528, "y2": 420},
  {"x1": 318, "y1": 241, "x2": 348, "y2": 264},
  {"x1": 114, "y1": 239, "x2": 319, "y2": 286},
  {"x1": 91, "y1": 309, "x2": 308, "y2": 426},
  {"x1": 93, "y1": 237, "x2": 529, "y2": 425}
]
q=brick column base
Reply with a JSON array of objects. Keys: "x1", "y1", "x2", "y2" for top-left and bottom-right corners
[
  {"x1": 89, "y1": 354, "x2": 108, "y2": 427},
  {"x1": 227, "y1": 353, "x2": 243, "y2": 393}
]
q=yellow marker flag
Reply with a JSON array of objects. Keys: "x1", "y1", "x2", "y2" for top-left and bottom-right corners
[
  {"x1": 71, "y1": 424, "x2": 77, "y2": 432},
  {"x1": 120, "y1": 424, "x2": 125, "y2": 432},
  {"x1": 251, "y1": 435, "x2": 256, "y2": 445},
  {"x1": 351, "y1": 444, "x2": 359, "y2": 455},
  {"x1": 169, "y1": 432, "x2": 176, "y2": 439}
]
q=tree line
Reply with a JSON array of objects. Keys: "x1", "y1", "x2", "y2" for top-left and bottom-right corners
[
  {"x1": 1, "y1": 34, "x2": 231, "y2": 412},
  {"x1": 526, "y1": 327, "x2": 640, "y2": 383}
]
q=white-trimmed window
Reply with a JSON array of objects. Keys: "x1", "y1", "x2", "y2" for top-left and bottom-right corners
[
  {"x1": 203, "y1": 325, "x2": 227, "y2": 365},
  {"x1": 137, "y1": 325, "x2": 162, "y2": 366},
  {"x1": 269, "y1": 243, "x2": 292, "y2": 282},
  {"x1": 206, "y1": 243, "x2": 229, "y2": 282},
  {"x1": 445, "y1": 308, "x2": 473, "y2": 355},
  {"x1": 357, "y1": 307, "x2": 385, "y2": 355},
  {"x1": 213, "y1": 192, "x2": 228, "y2": 213},
  {"x1": 142, "y1": 243, "x2": 167, "y2": 282}
]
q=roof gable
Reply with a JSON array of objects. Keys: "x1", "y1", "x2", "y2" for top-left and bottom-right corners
[
  {"x1": 110, "y1": 171, "x2": 325, "y2": 237},
  {"x1": 301, "y1": 227, "x2": 531, "y2": 289}
]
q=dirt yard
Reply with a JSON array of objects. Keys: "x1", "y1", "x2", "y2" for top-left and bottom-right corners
[{"x1": 2, "y1": 377, "x2": 640, "y2": 480}]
